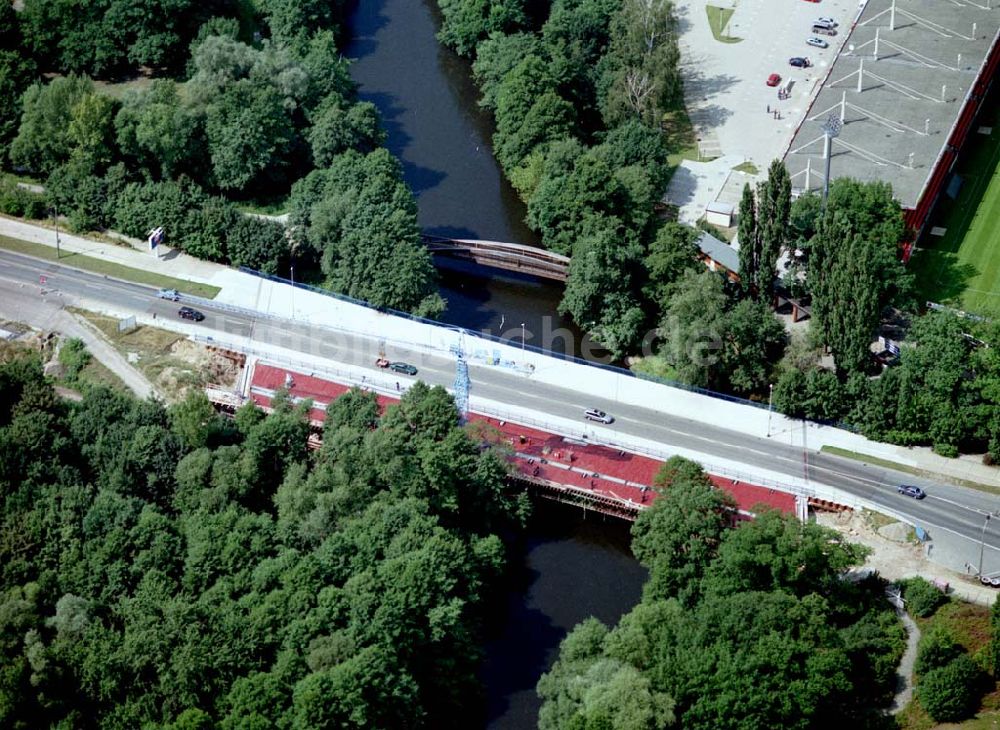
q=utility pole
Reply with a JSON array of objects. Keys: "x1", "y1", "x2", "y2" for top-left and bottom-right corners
[
  {"x1": 521, "y1": 322, "x2": 526, "y2": 351},
  {"x1": 53, "y1": 205, "x2": 61, "y2": 259},
  {"x1": 978, "y1": 513, "x2": 993, "y2": 577},
  {"x1": 766, "y1": 383, "x2": 774, "y2": 438}
]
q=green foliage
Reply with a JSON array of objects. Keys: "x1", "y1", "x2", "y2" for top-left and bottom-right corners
[
  {"x1": 289, "y1": 149, "x2": 440, "y2": 313},
  {"x1": 991, "y1": 597, "x2": 1000, "y2": 674},
  {"x1": 631, "y1": 458, "x2": 734, "y2": 605},
  {"x1": 9, "y1": 75, "x2": 94, "y2": 174},
  {"x1": 899, "y1": 577, "x2": 949, "y2": 618},
  {"x1": 643, "y1": 222, "x2": 701, "y2": 307},
  {"x1": 114, "y1": 80, "x2": 204, "y2": 180},
  {"x1": 0, "y1": 353, "x2": 524, "y2": 727},
  {"x1": 559, "y1": 216, "x2": 646, "y2": 358},
  {"x1": 226, "y1": 217, "x2": 289, "y2": 274},
  {"x1": 205, "y1": 79, "x2": 295, "y2": 191},
  {"x1": 918, "y1": 654, "x2": 984, "y2": 723},
  {"x1": 0, "y1": 19, "x2": 38, "y2": 147},
  {"x1": 436, "y1": 0, "x2": 528, "y2": 57},
  {"x1": 739, "y1": 160, "x2": 791, "y2": 300},
  {"x1": 57, "y1": 338, "x2": 91, "y2": 382},
  {"x1": 809, "y1": 179, "x2": 910, "y2": 376},
  {"x1": 914, "y1": 626, "x2": 963, "y2": 676},
  {"x1": 0, "y1": 179, "x2": 47, "y2": 220},
  {"x1": 539, "y1": 462, "x2": 902, "y2": 729}
]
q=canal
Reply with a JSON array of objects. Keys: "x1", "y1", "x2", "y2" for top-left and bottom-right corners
[
  {"x1": 344, "y1": 3, "x2": 647, "y2": 727},
  {"x1": 344, "y1": 0, "x2": 587, "y2": 355}
]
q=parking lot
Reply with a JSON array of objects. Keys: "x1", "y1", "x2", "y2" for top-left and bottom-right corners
[{"x1": 673, "y1": 0, "x2": 864, "y2": 168}]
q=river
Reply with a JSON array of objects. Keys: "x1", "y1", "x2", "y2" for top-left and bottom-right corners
[
  {"x1": 344, "y1": 0, "x2": 587, "y2": 356},
  {"x1": 343, "y1": 4, "x2": 646, "y2": 726}
]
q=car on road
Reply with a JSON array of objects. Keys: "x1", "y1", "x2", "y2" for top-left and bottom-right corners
[
  {"x1": 158, "y1": 288, "x2": 180, "y2": 301},
  {"x1": 816, "y1": 16, "x2": 837, "y2": 27},
  {"x1": 584, "y1": 408, "x2": 614, "y2": 424},
  {"x1": 388, "y1": 362, "x2": 417, "y2": 375},
  {"x1": 897, "y1": 484, "x2": 926, "y2": 500},
  {"x1": 802, "y1": 0, "x2": 820, "y2": 3},
  {"x1": 766, "y1": 73, "x2": 782, "y2": 87},
  {"x1": 178, "y1": 306, "x2": 205, "y2": 322},
  {"x1": 789, "y1": 57, "x2": 812, "y2": 68},
  {"x1": 806, "y1": 36, "x2": 829, "y2": 48}
]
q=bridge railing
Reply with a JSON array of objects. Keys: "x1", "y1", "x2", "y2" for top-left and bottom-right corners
[{"x1": 236, "y1": 266, "x2": 858, "y2": 430}]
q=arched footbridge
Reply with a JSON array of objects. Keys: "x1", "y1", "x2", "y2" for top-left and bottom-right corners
[{"x1": 421, "y1": 234, "x2": 570, "y2": 281}]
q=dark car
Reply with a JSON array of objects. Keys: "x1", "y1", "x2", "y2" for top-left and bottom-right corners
[
  {"x1": 789, "y1": 57, "x2": 811, "y2": 68},
  {"x1": 388, "y1": 362, "x2": 417, "y2": 375},
  {"x1": 897, "y1": 484, "x2": 926, "y2": 499},
  {"x1": 178, "y1": 306, "x2": 205, "y2": 322}
]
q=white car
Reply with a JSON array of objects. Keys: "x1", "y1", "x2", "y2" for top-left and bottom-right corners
[
  {"x1": 584, "y1": 408, "x2": 614, "y2": 424},
  {"x1": 807, "y1": 36, "x2": 829, "y2": 48},
  {"x1": 816, "y1": 16, "x2": 837, "y2": 26}
]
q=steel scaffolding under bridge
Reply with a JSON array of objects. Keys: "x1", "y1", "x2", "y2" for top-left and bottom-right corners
[{"x1": 421, "y1": 234, "x2": 570, "y2": 281}]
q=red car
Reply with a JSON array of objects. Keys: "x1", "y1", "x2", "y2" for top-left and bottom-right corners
[{"x1": 766, "y1": 73, "x2": 781, "y2": 87}]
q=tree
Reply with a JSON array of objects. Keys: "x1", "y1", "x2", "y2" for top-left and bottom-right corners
[
  {"x1": 657, "y1": 269, "x2": 728, "y2": 388},
  {"x1": 471, "y1": 32, "x2": 542, "y2": 111},
  {"x1": 737, "y1": 182, "x2": 758, "y2": 292},
  {"x1": 560, "y1": 216, "x2": 646, "y2": 358},
  {"x1": 809, "y1": 179, "x2": 910, "y2": 376},
  {"x1": 436, "y1": 0, "x2": 528, "y2": 57},
  {"x1": 169, "y1": 391, "x2": 220, "y2": 450},
  {"x1": 754, "y1": 159, "x2": 791, "y2": 300},
  {"x1": 643, "y1": 222, "x2": 700, "y2": 308},
  {"x1": 913, "y1": 626, "x2": 962, "y2": 676},
  {"x1": 630, "y1": 459, "x2": 734, "y2": 604},
  {"x1": 0, "y1": 7, "x2": 37, "y2": 147},
  {"x1": 115, "y1": 80, "x2": 204, "y2": 179},
  {"x1": 720, "y1": 299, "x2": 786, "y2": 394},
  {"x1": 918, "y1": 655, "x2": 983, "y2": 723},
  {"x1": 226, "y1": 218, "x2": 289, "y2": 274},
  {"x1": 307, "y1": 96, "x2": 384, "y2": 167},
  {"x1": 9, "y1": 75, "x2": 94, "y2": 174},
  {"x1": 205, "y1": 79, "x2": 295, "y2": 190},
  {"x1": 737, "y1": 160, "x2": 790, "y2": 300}
]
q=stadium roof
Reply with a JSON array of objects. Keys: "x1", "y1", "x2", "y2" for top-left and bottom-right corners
[{"x1": 783, "y1": 0, "x2": 1000, "y2": 209}]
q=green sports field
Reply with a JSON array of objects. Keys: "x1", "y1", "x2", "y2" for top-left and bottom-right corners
[{"x1": 911, "y1": 109, "x2": 1000, "y2": 318}]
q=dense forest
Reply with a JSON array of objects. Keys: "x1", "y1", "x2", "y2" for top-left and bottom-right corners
[
  {"x1": 0, "y1": 0, "x2": 443, "y2": 314},
  {"x1": 0, "y1": 352, "x2": 529, "y2": 728}
]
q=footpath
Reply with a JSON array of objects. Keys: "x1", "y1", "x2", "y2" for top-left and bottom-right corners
[{"x1": 2, "y1": 215, "x2": 999, "y2": 491}]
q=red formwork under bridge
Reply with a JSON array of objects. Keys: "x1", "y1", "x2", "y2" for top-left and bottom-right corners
[{"x1": 218, "y1": 362, "x2": 799, "y2": 521}]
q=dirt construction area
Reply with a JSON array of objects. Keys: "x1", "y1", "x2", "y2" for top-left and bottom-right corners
[{"x1": 818, "y1": 510, "x2": 998, "y2": 606}]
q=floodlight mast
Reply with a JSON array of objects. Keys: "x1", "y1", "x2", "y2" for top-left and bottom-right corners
[{"x1": 821, "y1": 115, "x2": 843, "y2": 204}]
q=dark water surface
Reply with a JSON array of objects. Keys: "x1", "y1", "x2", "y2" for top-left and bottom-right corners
[
  {"x1": 479, "y1": 501, "x2": 647, "y2": 729},
  {"x1": 344, "y1": 0, "x2": 585, "y2": 353},
  {"x1": 343, "y1": 6, "x2": 645, "y2": 727}
]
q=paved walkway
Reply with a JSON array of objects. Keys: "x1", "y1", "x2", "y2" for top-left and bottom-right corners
[
  {"x1": 889, "y1": 596, "x2": 920, "y2": 714},
  {"x1": 0, "y1": 276, "x2": 157, "y2": 399}
]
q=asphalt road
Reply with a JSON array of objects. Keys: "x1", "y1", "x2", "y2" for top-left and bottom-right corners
[{"x1": 2, "y1": 248, "x2": 998, "y2": 572}]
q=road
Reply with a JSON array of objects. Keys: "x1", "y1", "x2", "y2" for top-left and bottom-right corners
[{"x1": 1, "y1": 248, "x2": 998, "y2": 573}]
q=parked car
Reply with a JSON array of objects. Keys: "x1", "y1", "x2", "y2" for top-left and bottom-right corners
[
  {"x1": 766, "y1": 73, "x2": 782, "y2": 87},
  {"x1": 178, "y1": 306, "x2": 205, "y2": 322},
  {"x1": 816, "y1": 16, "x2": 837, "y2": 26},
  {"x1": 789, "y1": 57, "x2": 812, "y2": 68},
  {"x1": 584, "y1": 408, "x2": 614, "y2": 424},
  {"x1": 980, "y1": 574, "x2": 1000, "y2": 588},
  {"x1": 811, "y1": 24, "x2": 837, "y2": 35},
  {"x1": 158, "y1": 288, "x2": 180, "y2": 301},
  {"x1": 802, "y1": 0, "x2": 820, "y2": 3},
  {"x1": 806, "y1": 36, "x2": 829, "y2": 48},
  {"x1": 896, "y1": 484, "x2": 926, "y2": 500},
  {"x1": 388, "y1": 361, "x2": 417, "y2": 375}
]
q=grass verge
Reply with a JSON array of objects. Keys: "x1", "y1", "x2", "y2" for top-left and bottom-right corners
[
  {"x1": 706, "y1": 6, "x2": 742, "y2": 43},
  {"x1": 732, "y1": 161, "x2": 759, "y2": 175},
  {"x1": 820, "y1": 445, "x2": 1000, "y2": 496},
  {"x1": 0, "y1": 234, "x2": 220, "y2": 299},
  {"x1": 70, "y1": 308, "x2": 212, "y2": 401},
  {"x1": 897, "y1": 600, "x2": 998, "y2": 730}
]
